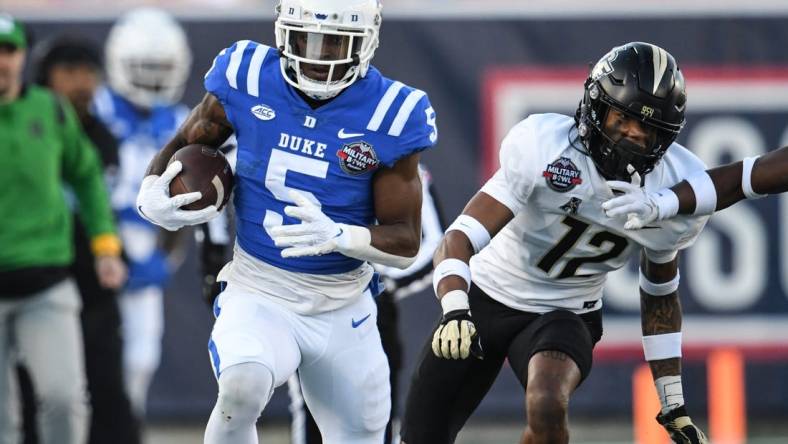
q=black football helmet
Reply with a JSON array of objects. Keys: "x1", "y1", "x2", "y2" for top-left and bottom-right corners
[{"x1": 575, "y1": 42, "x2": 686, "y2": 181}]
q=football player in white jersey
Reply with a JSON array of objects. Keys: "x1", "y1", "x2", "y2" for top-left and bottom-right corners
[
  {"x1": 602, "y1": 145, "x2": 788, "y2": 228},
  {"x1": 136, "y1": 1, "x2": 438, "y2": 443},
  {"x1": 401, "y1": 42, "x2": 709, "y2": 444}
]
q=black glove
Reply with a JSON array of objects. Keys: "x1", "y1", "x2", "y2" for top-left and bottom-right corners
[
  {"x1": 200, "y1": 241, "x2": 227, "y2": 309},
  {"x1": 657, "y1": 405, "x2": 709, "y2": 444},
  {"x1": 202, "y1": 274, "x2": 223, "y2": 308},
  {"x1": 431, "y1": 310, "x2": 484, "y2": 360}
]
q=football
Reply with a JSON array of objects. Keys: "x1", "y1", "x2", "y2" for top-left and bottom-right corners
[{"x1": 168, "y1": 144, "x2": 234, "y2": 211}]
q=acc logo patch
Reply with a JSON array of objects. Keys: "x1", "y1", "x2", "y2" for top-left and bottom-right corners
[
  {"x1": 336, "y1": 141, "x2": 380, "y2": 175},
  {"x1": 543, "y1": 157, "x2": 582, "y2": 192},
  {"x1": 250, "y1": 104, "x2": 276, "y2": 121}
]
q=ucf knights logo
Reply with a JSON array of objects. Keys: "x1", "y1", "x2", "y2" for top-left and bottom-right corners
[
  {"x1": 543, "y1": 157, "x2": 583, "y2": 192},
  {"x1": 336, "y1": 141, "x2": 380, "y2": 175}
]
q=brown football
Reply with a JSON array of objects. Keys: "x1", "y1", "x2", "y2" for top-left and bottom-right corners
[{"x1": 168, "y1": 144, "x2": 233, "y2": 211}]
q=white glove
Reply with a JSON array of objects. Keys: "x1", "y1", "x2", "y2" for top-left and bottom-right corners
[
  {"x1": 603, "y1": 171, "x2": 661, "y2": 230},
  {"x1": 270, "y1": 190, "x2": 351, "y2": 257},
  {"x1": 136, "y1": 161, "x2": 219, "y2": 231}
]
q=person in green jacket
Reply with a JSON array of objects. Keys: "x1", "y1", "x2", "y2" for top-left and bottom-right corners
[{"x1": 0, "y1": 14, "x2": 126, "y2": 444}]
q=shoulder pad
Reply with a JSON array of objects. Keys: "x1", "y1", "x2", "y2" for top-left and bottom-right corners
[
  {"x1": 364, "y1": 80, "x2": 437, "y2": 150},
  {"x1": 204, "y1": 40, "x2": 273, "y2": 101}
]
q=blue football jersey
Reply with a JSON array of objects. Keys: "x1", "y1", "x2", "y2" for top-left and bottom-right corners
[
  {"x1": 204, "y1": 40, "x2": 438, "y2": 274},
  {"x1": 93, "y1": 87, "x2": 190, "y2": 289}
]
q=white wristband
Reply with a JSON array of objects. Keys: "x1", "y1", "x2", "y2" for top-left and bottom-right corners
[
  {"x1": 642, "y1": 332, "x2": 682, "y2": 361},
  {"x1": 440, "y1": 289, "x2": 470, "y2": 314},
  {"x1": 639, "y1": 270, "x2": 680, "y2": 296},
  {"x1": 686, "y1": 171, "x2": 718, "y2": 215},
  {"x1": 653, "y1": 189, "x2": 679, "y2": 220},
  {"x1": 742, "y1": 156, "x2": 766, "y2": 199},
  {"x1": 433, "y1": 258, "x2": 471, "y2": 294},
  {"x1": 644, "y1": 249, "x2": 677, "y2": 264},
  {"x1": 446, "y1": 215, "x2": 491, "y2": 254}
]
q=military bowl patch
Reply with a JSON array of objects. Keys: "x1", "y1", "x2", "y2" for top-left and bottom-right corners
[
  {"x1": 337, "y1": 141, "x2": 380, "y2": 175},
  {"x1": 543, "y1": 157, "x2": 583, "y2": 192}
]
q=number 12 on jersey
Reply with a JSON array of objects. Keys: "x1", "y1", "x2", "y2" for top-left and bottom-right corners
[{"x1": 537, "y1": 216, "x2": 629, "y2": 279}]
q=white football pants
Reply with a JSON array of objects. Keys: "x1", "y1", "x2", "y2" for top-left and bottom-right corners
[{"x1": 206, "y1": 284, "x2": 390, "y2": 444}]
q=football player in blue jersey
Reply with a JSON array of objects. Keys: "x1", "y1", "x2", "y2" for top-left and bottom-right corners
[
  {"x1": 94, "y1": 7, "x2": 192, "y2": 420},
  {"x1": 137, "y1": 1, "x2": 438, "y2": 443}
]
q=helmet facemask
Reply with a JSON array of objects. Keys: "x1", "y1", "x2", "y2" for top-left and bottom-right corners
[
  {"x1": 120, "y1": 58, "x2": 186, "y2": 107},
  {"x1": 275, "y1": 1, "x2": 381, "y2": 100}
]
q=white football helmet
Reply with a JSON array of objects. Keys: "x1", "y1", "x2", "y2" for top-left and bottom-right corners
[
  {"x1": 275, "y1": 0, "x2": 382, "y2": 100},
  {"x1": 105, "y1": 8, "x2": 192, "y2": 109}
]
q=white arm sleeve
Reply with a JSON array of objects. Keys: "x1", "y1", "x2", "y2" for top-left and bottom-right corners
[{"x1": 337, "y1": 224, "x2": 417, "y2": 269}]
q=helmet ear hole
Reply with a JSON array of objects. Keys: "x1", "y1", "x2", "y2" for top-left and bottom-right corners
[{"x1": 675, "y1": 94, "x2": 686, "y2": 112}]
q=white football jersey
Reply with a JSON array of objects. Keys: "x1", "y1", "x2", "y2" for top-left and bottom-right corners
[{"x1": 471, "y1": 113, "x2": 709, "y2": 314}]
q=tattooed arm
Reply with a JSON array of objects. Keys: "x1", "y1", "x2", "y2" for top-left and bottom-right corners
[
  {"x1": 640, "y1": 253, "x2": 708, "y2": 444},
  {"x1": 146, "y1": 93, "x2": 234, "y2": 176},
  {"x1": 136, "y1": 93, "x2": 234, "y2": 231},
  {"x1": 640, "y1": 254, "x2": 682, "y2": 380}
]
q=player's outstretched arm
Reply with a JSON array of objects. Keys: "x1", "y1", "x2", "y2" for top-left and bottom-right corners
[
  {"x1": 639, "y1": 253, "x2": 708, "y2": 444},
  {"x1": 136, "y1": 93, "x2": 234, "y2": 231},
  {"x1": 671, "y1": 145, "x2": 788, "y2": 213},
  {"x1": 430, "y1": 191, "x2": 513, "y2": 360},
  {"x1": 605, "y1": 146, "x2": 788, "y2": 228}
]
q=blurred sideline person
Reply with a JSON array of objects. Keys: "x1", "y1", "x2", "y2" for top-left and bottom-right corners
[
  {"x1": 284, "y1": 164, "x2": 444, "y2": 444},
  {"x1": 603, "y1": 145, "x2": 788, "y2": 228},
  {"x1": 0, "y1": 14, "x2": 125, "y2": 444},
  {"x1": 402, "y1": 42, "x2": 709, "y2": 444},
  {"x1": 92, "y1": 7, "x2": 192, "y2": 419},
  {"x1": 136, "y1": 0, "x2": 438, "y2": 442},
  {"x1": 27, "y1": 35, "x2": 141, "y2": 444}
]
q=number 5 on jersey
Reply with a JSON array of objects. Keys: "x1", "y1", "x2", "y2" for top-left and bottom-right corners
[{"x1": 262, "y1": 150, "x2": 328, "y2": 237}]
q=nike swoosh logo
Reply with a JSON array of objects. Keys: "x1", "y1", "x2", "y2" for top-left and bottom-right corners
[
  {"x1": 351, "y1": 314, "x2": 371, "y2": 328},
  {"x1": 338, "y1": 128, "x2": 365, "y2": 139}
]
